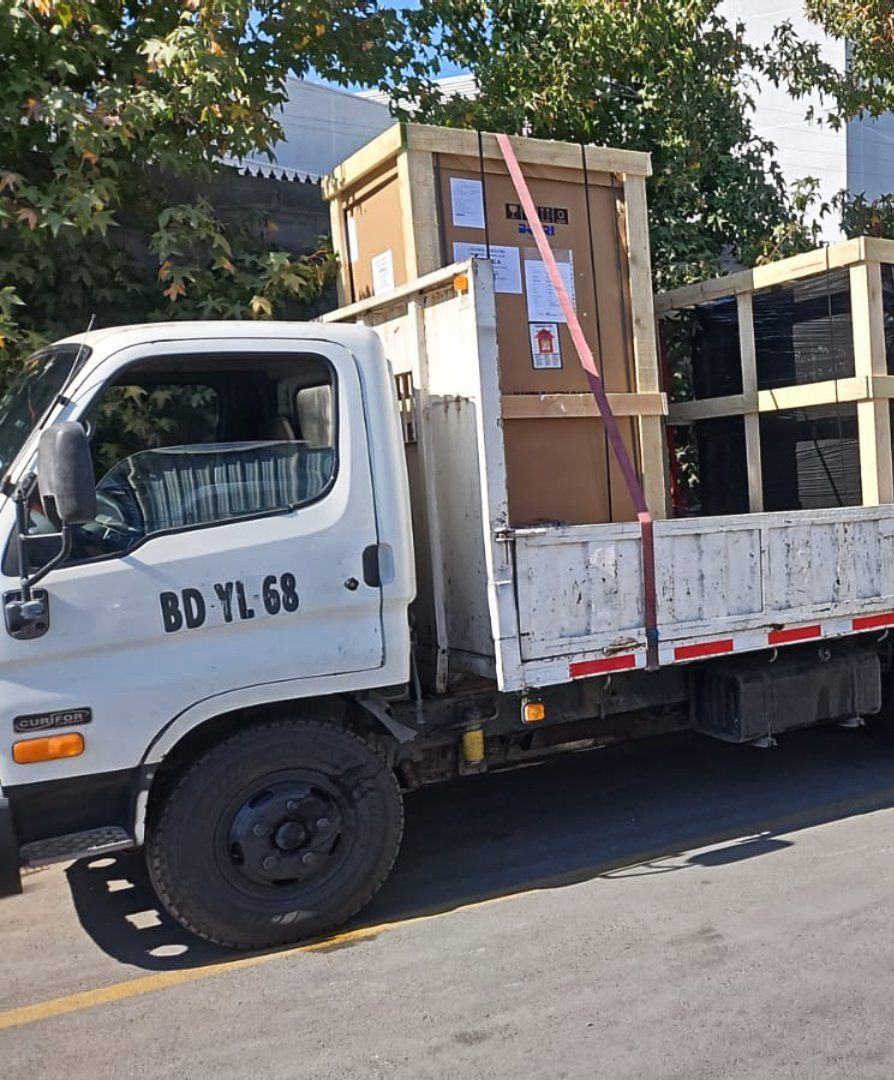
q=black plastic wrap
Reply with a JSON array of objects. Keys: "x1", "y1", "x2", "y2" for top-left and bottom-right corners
[
  {"x1": 754, "y1": 270, "x2": 854, "y2": 389},
  {"x1": 663, "y1": 265, "x2": 873, "y2": 517},
  {"x1": 884, "y1": 265, "x2": 894, "y2": 373},
  {"x1": 760, "y1": 405, "x2": 861, "y2": 511},
  {"x1": 690, "y1": 297, "x2": 742, "y2": 398},
  {"x1": 695, "y1": 416, "x2": 750, "y2": 516},
  {"x1": 665, "y1": 269, "x2": 857, "y2": 403}
]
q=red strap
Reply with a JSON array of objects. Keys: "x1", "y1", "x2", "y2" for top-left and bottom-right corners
[{"x1": 495, "y1": 132, "x2": 660, "y2": 669}]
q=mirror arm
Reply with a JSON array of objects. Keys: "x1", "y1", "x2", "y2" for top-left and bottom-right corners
[
  {"x1": 11, "y1": 472, "x2": 36, "y2": 603},
  {"x1": 11, "y1": 470, "x2": 73, "y2": 596},
  {"x1": 22, "y1": 525, "x2": 72, "y2": 591}
]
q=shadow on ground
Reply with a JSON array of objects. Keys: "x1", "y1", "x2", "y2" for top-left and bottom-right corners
[{"x1": 65, "y1": 724, "x2": 894, "y2": 971}]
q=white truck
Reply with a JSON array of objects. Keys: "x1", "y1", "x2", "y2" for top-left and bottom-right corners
[{"x1": 0, "y1": 258, "x2": 890, "y2": 949}]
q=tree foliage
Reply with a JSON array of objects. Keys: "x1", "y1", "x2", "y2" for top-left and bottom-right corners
[
  {"x1": 0, "y1": 0, "x2": 424, "y2": 369},
  {"x1": 400, "y1": 0, "x2": 822, "y2": 288},
  {"x1": 769, "y1": 0, "x2": 894, "y2": 125},
  {"x1": 764, "y1": 1, "x2": 894, "y2": 238}
]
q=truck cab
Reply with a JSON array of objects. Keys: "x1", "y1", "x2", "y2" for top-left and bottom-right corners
[{"x1": 0, "y1": 322, "x2": 414, "y2": 945}]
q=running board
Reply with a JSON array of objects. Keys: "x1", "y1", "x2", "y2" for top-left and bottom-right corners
[{"x1": 20, "y1": 826, "x2": 135, "y2": 869}]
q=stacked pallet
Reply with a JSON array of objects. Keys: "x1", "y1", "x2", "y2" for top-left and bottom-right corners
[
  {"x1": 323, "y1": 122, "x2": 669, "y2": 526},
  {"x1": 656, "y1": 238, "x2": 894, "y2": 517}
]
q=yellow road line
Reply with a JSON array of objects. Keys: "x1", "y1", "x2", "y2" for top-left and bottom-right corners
[
  {"x1": 0, "y1": 923, "x2": 387, "y2": 1032},
  {"x1": 0, "y1": 892, "x2": 522, "y2": 1033}
]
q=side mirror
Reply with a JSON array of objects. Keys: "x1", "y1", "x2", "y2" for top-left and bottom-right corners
[
  {"x1": 37, "y1": 422, "x2": 96, "y2": 527},
  {"x1": 5, "y1": 423, "x2": 95, "y2": 640}
]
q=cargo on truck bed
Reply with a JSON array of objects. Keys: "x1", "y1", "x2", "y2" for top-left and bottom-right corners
[
  {"x1": 1, "y1": 125, "x2": 892, "y2": 951},
  {"x1": 326, "y1": 258, "x2": 894, "y2": 691}
]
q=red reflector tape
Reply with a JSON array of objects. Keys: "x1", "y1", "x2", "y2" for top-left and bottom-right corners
[
  {"x1": 853, "y1": 612, "x2": 894, "y2": 632},
  {"x1": 674, "y1": 640, "x2": 734, "y2": 662},
  {"x1": 569, "y1": 655, "x2": 637, "y2": 679},
  {"x1": 768, "y1": 624, "x2": 821, "y2": 646}
]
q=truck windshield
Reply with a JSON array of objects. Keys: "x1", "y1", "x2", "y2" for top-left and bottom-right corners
[{"x1": 0, "y1": 344, "x2": 86, "y2": 481}]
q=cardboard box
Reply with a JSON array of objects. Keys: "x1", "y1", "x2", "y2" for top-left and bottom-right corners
[{"x1": 324, "y1": 123, "x2": 669, "y2": 525}]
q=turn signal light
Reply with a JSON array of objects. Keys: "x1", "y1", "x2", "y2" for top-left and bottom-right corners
[
  {"x1": 13, "y1": 733, "x2": 84, "y2": 764},
  {"x1": 453, "y1": 272, "x2": 470, "y2": 294},
  {"x1": 523, "y1": 702, "x2": 547, "y2": 724}
]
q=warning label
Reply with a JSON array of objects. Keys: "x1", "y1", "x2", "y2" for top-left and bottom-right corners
[{"x1": 529, "y1": 323, "x2": 563, "y2": 369}]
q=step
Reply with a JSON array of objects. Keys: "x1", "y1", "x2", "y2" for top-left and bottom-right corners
[{"x1": 20, "y1": 826, "x2": 134, "y2": 869}]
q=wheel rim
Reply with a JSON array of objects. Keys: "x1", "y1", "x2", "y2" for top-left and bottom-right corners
[{"x1": 222, "y1": 774, "x2": 352, "y2": 892}]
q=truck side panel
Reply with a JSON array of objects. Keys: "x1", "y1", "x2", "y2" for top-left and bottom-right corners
[
  {"x1": 514, "y1": 505, "x2": 894, "y2": 683},
  {"x1": 327, "y1": 261, "x2": 520, "y2": 688}
]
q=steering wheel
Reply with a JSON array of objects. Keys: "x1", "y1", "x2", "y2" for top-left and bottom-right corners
[{"x1": 74, "y1": 489, "x2": 142, "y2": 554}]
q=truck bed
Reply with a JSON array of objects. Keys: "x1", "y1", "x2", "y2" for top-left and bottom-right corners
[
  {"x1": 327, "y1": 261, "x2": 894, "y2": 693},
  {"x1": 513, "y1": 506, "x2": 894, "y2": 686}
]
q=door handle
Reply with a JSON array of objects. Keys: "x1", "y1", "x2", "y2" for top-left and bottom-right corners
[{"x1": 362, "y1": 545, "x2": 381, "y2": 588}]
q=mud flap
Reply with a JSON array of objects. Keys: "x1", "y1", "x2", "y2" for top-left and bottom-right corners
[{"x1": 0, "y1": 795, "x2": 23, "y2": 896}]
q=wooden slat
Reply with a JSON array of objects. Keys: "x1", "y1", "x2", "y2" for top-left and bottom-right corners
[
  {"x1": 870, "y1": 375, "x2": 894, "y2": 398},
  {"x1": 501, "y1": 392, "x2": 667, "y2": 419},
  {"x1": 851, "y1": 261, "x2": 894, "y2": 504},
  {"x1": 328, "y1": 198, "x2": 350, "y2": 307},
  {"x1": 667, "y1": 394, "x2": 750, "y2": 422},
  {"x1": 736, "y1": 293, "x2": 763, "y2": 512},
  {"x1": 862, "y1": 237, "x2": 894, "y2": 265},
  {"x1": 323, "y1": 122, "x2": 652, "y2": 200},
  {"x1": 852, "y1": 262, "x2": 887, "y2": 378},
  {"x1": 397, "y1": 148, "x2": 440, "y2": 279},
  {"x1": 405, "y1": 124, "x2": 652, "y2": 177},
  {"x1": 623, "y1": 177, "x2": 660, "y2": 396},
  {"x1": 621, "y1": 174, "x2": 669, "y2": 519},
  {"x1": 758, "y1": 376, "x2": 871, "y2": 411},
  {"x1": 654, "y1": 238, "x2": 867, "y2": 314},
  {"x1": 668, "y1": 377, "x2": 878, "y2": 422},
  {"x1": 322, "y1": 124, "x2": 405, "y2": 199}
]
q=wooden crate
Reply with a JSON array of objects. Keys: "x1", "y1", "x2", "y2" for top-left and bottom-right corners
[
  {"x1": 656, "y1": 237, "x2": 894, "y2": 513},
  {"x1": 323, "y1": 122, "x2": 669, "y2": 524}
]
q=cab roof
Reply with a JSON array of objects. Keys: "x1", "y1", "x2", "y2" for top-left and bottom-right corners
[{"x1": 55, "y1": 320, "x2": 381, "y2": 358}]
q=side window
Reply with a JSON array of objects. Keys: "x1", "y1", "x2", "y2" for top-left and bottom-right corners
[
  {"x1": 90, "y1": 384, "x2": 220, "y2": 477},
  {"x1": 58, "y1": 354, "x2": 337, "y2": 563}
]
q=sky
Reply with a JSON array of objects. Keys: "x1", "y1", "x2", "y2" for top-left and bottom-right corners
[{"x1": 310, "y1": 0, "x2": 466, "y2": 92}]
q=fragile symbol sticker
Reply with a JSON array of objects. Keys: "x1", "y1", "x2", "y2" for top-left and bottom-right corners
[
  {"x1": 506, "y1": 204, "x2": 570, "y2": 226},
  {"x1": 530, "y1": 322, "x2": 562, "y2": 369}
]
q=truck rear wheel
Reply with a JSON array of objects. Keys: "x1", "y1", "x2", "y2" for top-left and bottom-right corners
[{"x1": 146, "y1": 720, "x2": 403, "y2": 950}]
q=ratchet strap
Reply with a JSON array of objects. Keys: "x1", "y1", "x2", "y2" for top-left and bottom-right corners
[{"x1": 495, "y1": 132, "x2": 660, "y2": 670}]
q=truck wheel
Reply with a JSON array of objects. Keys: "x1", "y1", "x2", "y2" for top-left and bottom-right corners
[{"x1": 146, "y1": 720, "x2": 403, "y2": 950}]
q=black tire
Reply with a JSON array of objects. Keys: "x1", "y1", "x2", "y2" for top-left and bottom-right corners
[{"x1": 146, "y1": 720, "x2": 403, "y2": 950}]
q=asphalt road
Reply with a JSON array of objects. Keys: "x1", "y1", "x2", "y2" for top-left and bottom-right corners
[{"x1": 4, "y1": 725, "x2": 894, "y2": 1078}]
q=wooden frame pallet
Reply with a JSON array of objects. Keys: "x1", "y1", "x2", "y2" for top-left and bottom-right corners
[
  {"x1": 323, "y1": 122, "x2": 669, "y2": 519},
  {"x1": 655, "y1": 237, "x2": 894, "y2": 512}
]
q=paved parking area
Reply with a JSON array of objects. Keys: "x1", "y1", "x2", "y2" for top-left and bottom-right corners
[{"x1": 4, "y1": 727, "x2": 894, "y2": 1077}]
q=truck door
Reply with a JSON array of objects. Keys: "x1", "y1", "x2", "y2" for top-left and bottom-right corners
[{"x1": 0, "y1": 339, "x2": 384, "y2": 775}]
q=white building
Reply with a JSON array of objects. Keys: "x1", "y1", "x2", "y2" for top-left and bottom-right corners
[
  {"x1": 236, "y1": 78, "x2": 393, "y2": 182},
  {"x1": 720, "y1": 0, "x2": 894, "y2": 238}
]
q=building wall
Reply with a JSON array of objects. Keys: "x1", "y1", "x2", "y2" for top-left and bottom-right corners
[
  {"x1": 238, "y1": 78, "x2": 393, "y2": 181},
  {"x1": 720, "y1": 0, "x2": 848, "y2": 240},
  {"x1": 848, "y1": 112, "x2": 894, "y2": 202}
]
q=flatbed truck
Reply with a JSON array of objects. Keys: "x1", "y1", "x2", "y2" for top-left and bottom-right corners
[{"x1": 0, "y1": 258, "x2": 889, "y2": 948}]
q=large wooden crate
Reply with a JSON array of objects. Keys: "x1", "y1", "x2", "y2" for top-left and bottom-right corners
[
  {"x1": 323, "y1": 122, "x2": 669, "y2": 525},
  {"x1": 656, "y1": 237, "x2": 894, "y2": 515}
]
